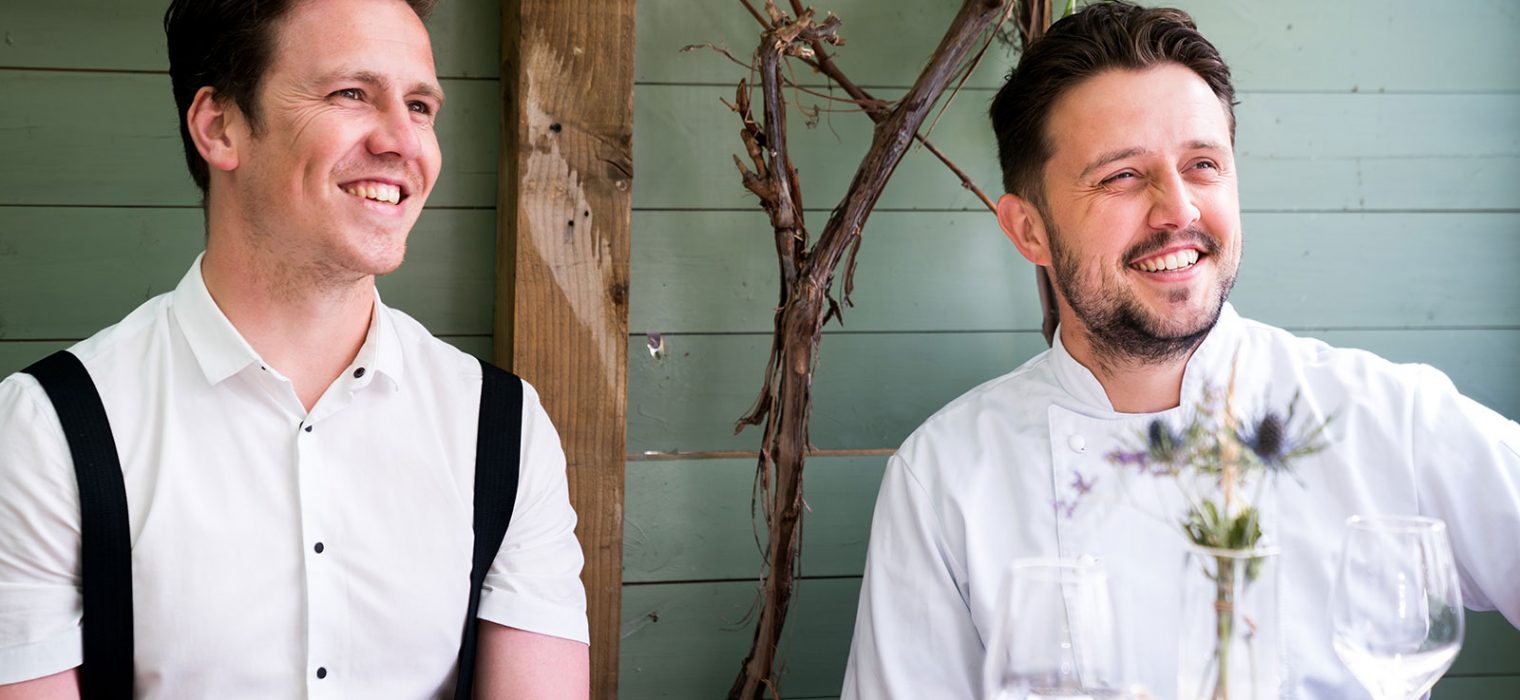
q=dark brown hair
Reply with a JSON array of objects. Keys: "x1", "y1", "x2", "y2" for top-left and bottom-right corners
[
  {"x1": 164, "y1": 0, "x2": 438, "y2": 194},
  {"x1": 989, "y1": 1, "x2": 1236, "y2": 204}
]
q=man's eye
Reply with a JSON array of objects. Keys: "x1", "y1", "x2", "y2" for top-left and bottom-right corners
[
  {"x1": 331, "y1": 88, "x2": 363, "y2": 100},
  {"x1": 1101, "y1": 171, "x2": 1136, "y2": 185},
  {"x1": 408, "y1": 101, "x2": 433, "y2": 115},
  {"x1": 1193, "y1": 160, "x2": 1218, "y2": 170}
]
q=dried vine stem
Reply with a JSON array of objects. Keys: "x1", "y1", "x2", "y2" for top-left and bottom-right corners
[{"x1": 725, "y1": 2, "x2": 1014, "y2": 697}]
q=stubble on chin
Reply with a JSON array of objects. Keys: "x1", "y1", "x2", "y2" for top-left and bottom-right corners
[{"x1": 1047, "y1": 228, "x2": 1235, "y2": 369}]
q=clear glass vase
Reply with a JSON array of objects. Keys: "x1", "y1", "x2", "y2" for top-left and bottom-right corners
[{"x1": 1178, "y1": 544, "x2": 1282, "y2": 700}]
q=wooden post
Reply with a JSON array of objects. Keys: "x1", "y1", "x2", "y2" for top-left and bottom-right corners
[{"x1": 496, "y1": 1, "x2": 634, "y2": 697}]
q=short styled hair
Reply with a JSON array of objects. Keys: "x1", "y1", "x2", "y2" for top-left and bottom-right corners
[
  {"x1": 989, "y1": 1, "x2": 1236, "y2": 203},
  {"x1": 163, "y1": 0, "x2": 438, "y2": 194}
]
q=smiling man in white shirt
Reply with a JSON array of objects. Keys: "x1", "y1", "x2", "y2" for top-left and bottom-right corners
[
  {"x1": 843, "y1": 3, "x2": 1520, "y2": 698},
  {"x1": 0, "y1": 0, "x2": 589, "y2": 697}
]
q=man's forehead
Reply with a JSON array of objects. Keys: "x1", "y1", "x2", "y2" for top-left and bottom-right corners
[
  {"x1": 1047, "y1": 65, "x2": 1233, "y2": 163},
  {"x1": 263, "y1": 0, "x2": 440, "y2": 91}
]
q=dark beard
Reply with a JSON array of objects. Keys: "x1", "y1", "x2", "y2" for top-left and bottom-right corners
[{"x1": 1048, "y1": 226, "x2": 1235, "y2": 367}]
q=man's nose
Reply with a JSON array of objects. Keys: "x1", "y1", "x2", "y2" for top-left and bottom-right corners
[
  {"x1": 367, "y1": 101, "x2": 423, "y2": 161},
  {"x1": 1146, "y1": 170, "x2": 1201, "y2": 232}
]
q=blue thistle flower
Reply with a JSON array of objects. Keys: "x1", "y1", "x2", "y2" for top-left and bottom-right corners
[
  {"x1": 1147, "y1": 418, "x2": 1185, "y2": 463},
  {"x1": 1241, "y1": 412, "x2": 1287, "y2": 466}
]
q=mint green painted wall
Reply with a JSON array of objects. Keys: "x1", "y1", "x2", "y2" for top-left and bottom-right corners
[
  {"x1": 2, "y1": 1, "x2": 1517, "y2": 698},
  {"x1": 0, "y1": 0, "x2": 500, "y2": 364},
  {"x1": 623, "y1": 1, "x2": 1520, "y2": 698}
]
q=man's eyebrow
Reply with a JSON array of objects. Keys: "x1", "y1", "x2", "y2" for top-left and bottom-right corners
[
  {"x1": 316, "y1": 70, "x2": 445, "y2": 105},
  {"x1": 411, "y1": 81, "x2": 446, "y2": 106},
  {"x1": 1079, "y1": 146, "x2": 1146, "y2": 181},
  {"x1": 1185, "y1": 139, "x2": 1228, "y2": 153},
  {"x1": 1077, "y1": 140, "x2": 1230, "y2": 180}
]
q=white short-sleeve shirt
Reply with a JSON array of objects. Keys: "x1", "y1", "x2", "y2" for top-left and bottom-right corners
[
  {"x1": 0, "y1": 255, "x2": 588, "y2": 697},
  {"x1": 843, "y1": 304, "x2": 1520, "y2": 699}
]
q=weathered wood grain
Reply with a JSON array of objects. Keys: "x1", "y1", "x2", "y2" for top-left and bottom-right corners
[{"x1": 498, "y1": 1, "x2": 636, "y2": 695}]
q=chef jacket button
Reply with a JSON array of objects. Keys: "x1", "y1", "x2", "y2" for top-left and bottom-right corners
[{"x1": 1068, "y1": 434, "x2": 1086, "y2": 453}]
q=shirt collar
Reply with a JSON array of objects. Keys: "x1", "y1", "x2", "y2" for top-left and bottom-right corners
[
  {"x1": 359, "y1": 288, "x2": 406, "y2": 391},
  {"x1": 172, "y1": 253, "x2": 265, "y2": 385},
  {"x1": 172, "y1": 253, "x2": 407, "y2": 389},
  {"x1": 1048, "y1": 302, "x2": 1245, "y2": 415}
]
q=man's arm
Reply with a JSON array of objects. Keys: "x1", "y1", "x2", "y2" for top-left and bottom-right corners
[
  {"x1": 1407, "y1": 365, "x2": 1520, "y2": 624},
  {"x1": 0, "y1": 668, "x2": 79, "y2": 700},
  {"x1": 0, "y1": 376, "x2": 85, "y2": 688},
  {"x1": 473, "y1": 622, "x2": 587, "y2": 700},
  {"x1": 843, "y1": 453, "x2": 983, "y2": 699}
]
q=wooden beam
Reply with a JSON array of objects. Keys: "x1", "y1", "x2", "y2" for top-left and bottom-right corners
[{"x1": 497, "y1": 0, "x2": 634, "y2": 696}]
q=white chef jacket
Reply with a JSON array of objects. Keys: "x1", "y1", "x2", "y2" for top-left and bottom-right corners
[
  {"x1": 843, "y1": 304, "x2": 1520, "y2": 699},
  {"x1": 0, "y1": 255, "x2": 588, "y2": 698}
]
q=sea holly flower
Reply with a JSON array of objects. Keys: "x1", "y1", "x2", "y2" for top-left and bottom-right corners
[{"x1": 1235, "y1": 391, "x2": 1333, "y2": 477}]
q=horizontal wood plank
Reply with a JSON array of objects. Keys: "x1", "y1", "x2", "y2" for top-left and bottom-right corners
[
  {"x1": 635, "y1": 0, "x2": 1520, "y2": 93},
  {"x1": 628, "y1": 329, "x2": 1520, "y2": 453},
  {"x1": 620, "y1": 578, "x2": 858, "y2": 700},
  {"x1": 631, "y1": 210, "x2": 1520, "y2": 334},
  {"x1": 631, "y1": 84, "x2": 1520, "y2": 212},
  {"x1": 0, "y1": 207, "x2": 494, "y2": 340},
  {"x1": 0, "y1": 0, "x2": 500, "y2": 79},
  {"x1": 0, "y1": 71, "x2": 499, "y2": 208},
  {"x1": 623, "y1": 456, "x2": 883, "y2": 583}
]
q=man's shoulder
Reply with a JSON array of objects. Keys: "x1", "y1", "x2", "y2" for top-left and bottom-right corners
[
  {"x1": 1233, "y1": 314, "x2": 1447, "y2": 400},
  {"x1": 893, "y1": 349, "x2": 1062, "y2": 471},
  {"x1": 379, "y1": 304, "x2": 486, "y2": 377},
  {"x1": 3, "y1": 292, "x2": 173, "y2": 390}
]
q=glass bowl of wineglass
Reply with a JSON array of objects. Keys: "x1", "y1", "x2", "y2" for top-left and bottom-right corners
[{"x1": 1329, "y1": 515, "x2": 1464, "y2": 700}]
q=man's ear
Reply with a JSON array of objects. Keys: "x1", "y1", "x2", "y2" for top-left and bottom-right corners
[
  {"x1": 185, "y1": 86, "x2": 242, "y2": 175},
  {"x1": 996, "y1": 192, "x2": 1052, "y2": 267}
]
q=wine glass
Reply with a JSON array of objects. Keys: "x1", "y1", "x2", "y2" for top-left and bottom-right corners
[
  {"x1": 982, "y1": 558, "x2": 1125, "y2": 700},
  {"x1": 1329, "y1": 515, "x2": 1465, "y2": 700}
]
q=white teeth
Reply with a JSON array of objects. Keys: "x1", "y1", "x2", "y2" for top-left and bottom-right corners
[
  {"x1": 343, "y1": 183, "x2": 401, "y2": 204},
  {"x1": 1135, "y1": 249, "x2": 1201, "y2": 272}
]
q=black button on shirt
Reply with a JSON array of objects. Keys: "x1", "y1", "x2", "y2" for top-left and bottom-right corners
[
  {"x1": 316, "y1": 667, "x2": 328, "y2": 679},
  {"x1": 314, "y1": 542, "x2": 325, "y2": 554},
  {"x1": 353, "y1": 367, "x2": 365, "y2": 378}
]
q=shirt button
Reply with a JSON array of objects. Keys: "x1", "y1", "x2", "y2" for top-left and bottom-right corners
[
  {"x1": 316, "y1": 667, "x2": 328, "y2": 679},
  {"x1": 353, "y1": 367, "x2": 365, "y2": 378},
  {"x1": 304, "y1": 425, "x2": 313, "y2": 433},
  {"x1": 1068, "y1": 434, "x2": 1086, "y2": 453},
  {"x1": 314, "y1": 542, "x2": 325, "y2": 554}
]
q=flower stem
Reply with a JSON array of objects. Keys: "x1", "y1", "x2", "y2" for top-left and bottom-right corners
[{"x1": 1213, "y1": 555, "x2": 1235, "y2": 700}]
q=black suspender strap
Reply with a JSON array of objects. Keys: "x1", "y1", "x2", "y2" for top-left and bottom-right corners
[
  {"x1": 22, "y1": 350, "x2": 134, "y2": 699},
  {"x1": 453, "y1": 358, "x2": 525, "y2": 699},
  {"x1": 22, "y1": 351, "x2": 519, "y2": 698}
]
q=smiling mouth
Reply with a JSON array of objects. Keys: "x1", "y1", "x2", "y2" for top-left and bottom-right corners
[
  {"x1": 1131, "y1": 248, "x2": 1202, "y2": 273},
  {"x1": 340, "y1": 182, "x2": 407, "y2": 206}
]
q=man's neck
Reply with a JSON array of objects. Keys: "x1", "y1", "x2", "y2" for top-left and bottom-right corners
[
  {"x1": 201, "y1": 235, "x2": 374, "y2": 413},
  {"x1": 1058, "y1": 323, "x2": 1196, "y2": 414}
]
